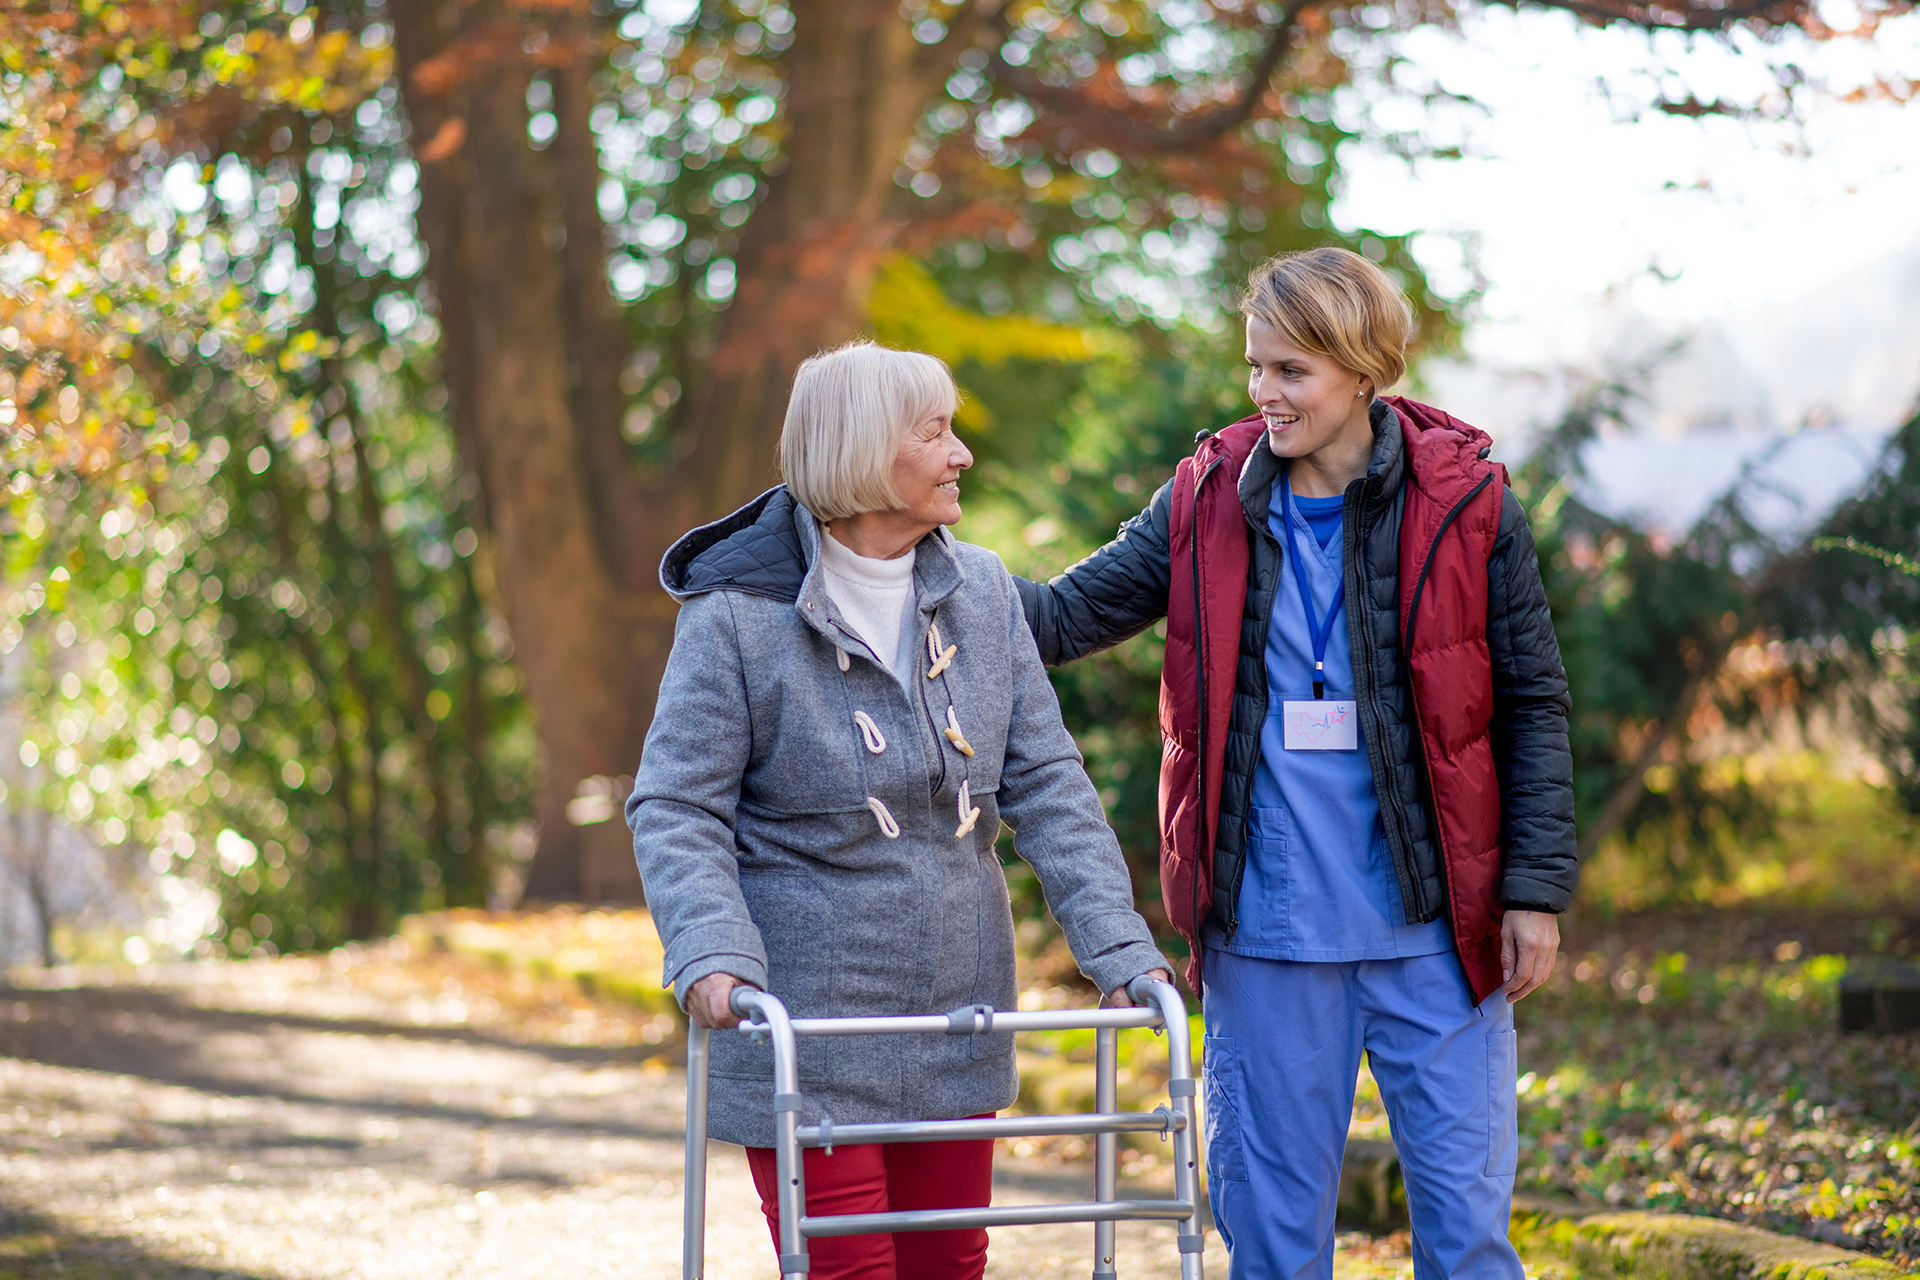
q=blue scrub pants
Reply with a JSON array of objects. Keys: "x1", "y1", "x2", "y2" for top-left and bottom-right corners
[{"x1": 1202, "y1": 948, "x2": 1524, "y2": 1280}]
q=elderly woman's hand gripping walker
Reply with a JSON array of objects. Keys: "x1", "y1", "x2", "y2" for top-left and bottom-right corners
[{"x1": 628, "y1": 342, "x2": 1170, "y2": 1280}]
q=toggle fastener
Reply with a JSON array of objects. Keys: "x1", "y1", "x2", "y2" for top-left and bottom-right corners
[{"x1": 943, "y1": 705, "x2": 975, "y2": 757}]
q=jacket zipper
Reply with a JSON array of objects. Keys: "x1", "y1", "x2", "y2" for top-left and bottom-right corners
[
  {"x1": 1228, "y1": 498, "x2": 1283, "y2": 939},
  {"x1": 1349, "y1": 487, "x2": 1424, "y2": 925},
  {"x1": 1190, "y1": 455, "x2": 1224, "y2": 942},
  {"x1": 1398, "y1": 472, "x2": 1496, "y2": 922}
]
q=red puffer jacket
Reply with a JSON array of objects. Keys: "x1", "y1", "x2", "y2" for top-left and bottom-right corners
[{"x1": 1161, "y1": 397, "x2": 1510, "y2": 998}]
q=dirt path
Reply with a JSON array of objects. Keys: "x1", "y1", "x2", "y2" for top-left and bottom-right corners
[{"x1": 0, "y1": 958, "x2": 1440, "y2": 1279}]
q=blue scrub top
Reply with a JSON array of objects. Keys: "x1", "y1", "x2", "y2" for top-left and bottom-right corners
[{"x1": 1216, "y1": 474, "x2": 1453, "y2": 962}]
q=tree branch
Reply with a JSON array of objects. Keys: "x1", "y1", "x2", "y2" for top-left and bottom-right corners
[
  {"x1": 1575, "y1": 640, "x2": 1730, "y2": 860},
  {"x1": 1513, "y1": 0, "x2": 1811, "y2": 34},
  {"x1": 987, "y1": 1, "x2": 1312, "y2": 154}
]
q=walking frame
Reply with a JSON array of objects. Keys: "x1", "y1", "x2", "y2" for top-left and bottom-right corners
[{"x1": 682, "y1": 976, "x2": 1205, "y2": 1280}]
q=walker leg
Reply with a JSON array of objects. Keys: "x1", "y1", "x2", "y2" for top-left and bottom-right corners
[
  {"x1": 776, "y1": 1099, "x2": 807, "y2": 1279},
  {"x1": 734, "y1": 992, "x2": 810, "y2": 1279},
  {"x1": 1135, "y1": 979, "x2": 1205, "y2": 1280},
  {"x1": 1093, "y1": 1025, "x2": 1118, "y2": 1279},
  {"x1": 683, "y1": 1023, "x2": 710, "y2": 1280}
]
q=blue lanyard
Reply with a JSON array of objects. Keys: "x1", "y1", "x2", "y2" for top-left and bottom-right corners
[{"x1": 1280, "y1": 479, "x2": 1345, "y2": 700}]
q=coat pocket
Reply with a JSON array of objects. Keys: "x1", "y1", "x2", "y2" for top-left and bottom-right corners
[
  {"x1": 1484, "y1": 1026, "x2": 1518, "y2": 1176},
  {"x1": 1202, "y1": 1034, "x2": 1249, "y2": 1182},
  {"x1": 1240, "y1": 808, "x2": 1292, "y2": 948},
  {"x1": 739, "y1": 664, "x2": 887, "y2": 818},
  {"x1": 969, "y1": 860, "x2": 1017, "y2": 1062},
  {"x1": 740, "y1": 729, "x2": 874, "y2": 819}
]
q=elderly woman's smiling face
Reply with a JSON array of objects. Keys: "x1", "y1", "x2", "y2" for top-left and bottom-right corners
[
  {"x1": 816, "y1": 379, "x2": 972, "y2": 562},
  {"x1": 888, "y1": 398, "x2": 972, "y2": 530}
]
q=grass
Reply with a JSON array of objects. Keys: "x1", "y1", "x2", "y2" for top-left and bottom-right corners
[
  {"x1": 1497, "y1": 764, "x2": 1920, "y2": 1261},
  {"x1": 1514, "y1": 936, "x2": 1919, "y2": 1262},
  {"x1": 1579, "y1": 756, "x2": 1920, "y2": 915}
]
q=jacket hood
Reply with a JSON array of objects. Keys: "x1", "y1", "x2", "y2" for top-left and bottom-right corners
[
  {"x1": 1381, "y1": 395, "x2": 1501, "y2": 505},
  {"x1": 658, "y1": 487, "x2": 970, "y2": 647},
  {"x1": 1383, "y1": 395, "x2": 1494, "y2": 457},
  {"x1": 659, "y1": 485, "x2": 807, "y2": 603}
]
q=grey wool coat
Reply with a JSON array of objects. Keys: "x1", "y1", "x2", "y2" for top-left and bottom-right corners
[{"x1": 629, "y1": 486, "x2": 1166, "y2": 1148}]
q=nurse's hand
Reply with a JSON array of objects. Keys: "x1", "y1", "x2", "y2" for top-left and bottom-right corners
[
  {"x1": 1107, "y1": 969, "x2": 1174, "y2": 1008},
  {"x1": 1500, "y1": 911, "x2": 1560, "y2": 1002},
  {"x1": 686, "y1": 972, "x2": 753, "y2": 1030}
]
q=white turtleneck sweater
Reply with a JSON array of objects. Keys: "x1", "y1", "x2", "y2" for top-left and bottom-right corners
[{"x1": 816, "y1": 525, "x2": 919, "y2": 683}]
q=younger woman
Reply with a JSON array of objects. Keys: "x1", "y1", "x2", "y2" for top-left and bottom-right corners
[{"x1": 1017, "y1": 248, "x2": 1578, "y2": 1279}]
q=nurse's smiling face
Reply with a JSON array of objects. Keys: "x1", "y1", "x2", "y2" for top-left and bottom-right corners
[{"x1": 1245, "y1": 317, "x2": 1375, "y2": 492}]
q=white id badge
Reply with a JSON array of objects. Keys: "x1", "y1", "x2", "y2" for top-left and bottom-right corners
[{"x1": 1282, "y1": 700, "x2": 1359, "y2": 751}]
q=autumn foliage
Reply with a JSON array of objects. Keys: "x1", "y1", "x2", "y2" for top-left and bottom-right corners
[{"x1": 3, "y1": 0, "x2": 1915, "y2": 913}]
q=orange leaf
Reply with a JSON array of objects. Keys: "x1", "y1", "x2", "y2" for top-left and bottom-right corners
[{"x1": 416, "y1": 117, "x2": 467, "y2": 163}]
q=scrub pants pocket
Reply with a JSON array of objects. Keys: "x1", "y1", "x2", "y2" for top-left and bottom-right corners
[
  {"x1": 1202, "y1": 1034, "x2": 1248, "y2": 1183},
  {"x1": 1485, "y1": 1026, "x2": 1518, "y2": 1176}
]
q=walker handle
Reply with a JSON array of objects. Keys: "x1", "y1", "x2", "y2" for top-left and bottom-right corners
[{"x1": 1127, "y1": 973, "x2": 1175, "y2": 1008}]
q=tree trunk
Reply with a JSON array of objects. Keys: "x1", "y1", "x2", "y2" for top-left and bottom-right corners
[
  {"x1": 1576, "y1": 615, "x2": 1745, "y2": 860},
  {"x1": 455, "y1": 549, "x2": 494, "y2": 900},
  {"x1": 391, "y1": 0, "x2": 972, "y2": 900},
  {"x1": 22, "y1": 812, "x2": 57, "y2": 968},
  {"x1": 394, "y1": 0, "x2": 647, "y2": 902}
]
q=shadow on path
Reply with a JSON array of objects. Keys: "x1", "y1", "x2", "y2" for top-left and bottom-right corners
[
  {"x1": 0, "y1": 983, "x2": 664, "y2": 1065},
  {"x1": 0, "y1": 1198, "x2": 276, "y2": 1280},
  {"x1": 0, "y1": 983, "x2": 688, "y2": 1146}
]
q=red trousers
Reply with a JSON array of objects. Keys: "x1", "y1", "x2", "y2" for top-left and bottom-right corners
[{"x1": 744, "y1": 1120, "x2": 994, "y2": 1280}]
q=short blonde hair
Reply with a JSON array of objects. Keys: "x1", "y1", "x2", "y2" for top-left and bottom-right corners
[
  {"x1": 1239, "y1": 248, "x2": 1412, "y2": 396},
  {"x1": 779, "y1": 342, "x2": 958, "y2": 520}
]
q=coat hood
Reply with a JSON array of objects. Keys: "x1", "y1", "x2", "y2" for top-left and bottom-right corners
[
  {"x1": 658, "y1": 486, "x2": 969, "y2": 644},
  {"x1": 659, "y1": 485, "x2": 808, "y2": 603}
]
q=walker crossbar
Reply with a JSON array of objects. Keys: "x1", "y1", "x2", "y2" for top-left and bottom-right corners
[
  {"x1": 797, "y1": 1109, "x2": 1185, "y2": 1147},
  {"x1": 780, "y1": 1007, "x2": 1167, "y2": 1036},
  {"x1": 681, "y1": 977, "x2": 1205, "y2": 1280},
  {"x1": 800, "y1": 1198, "x2": 1198, "y2": 1237}
]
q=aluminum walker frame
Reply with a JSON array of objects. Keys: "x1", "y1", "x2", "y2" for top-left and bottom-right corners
[{"x1": 682, "y1": 976, "x2": 1205, "y2": 1280}]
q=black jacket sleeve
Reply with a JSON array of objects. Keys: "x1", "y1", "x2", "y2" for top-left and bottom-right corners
[
  {"x1": 1012, "y1": 479, "x2": 1177, "y2": 666},
  {"x1": 1485, "y1": 488, "x2": 1580, "y2": 912}
]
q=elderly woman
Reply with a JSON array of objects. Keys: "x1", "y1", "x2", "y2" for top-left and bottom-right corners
[{"x1": 627, "y1": 341, "x2": 1168, "y2": 1280}]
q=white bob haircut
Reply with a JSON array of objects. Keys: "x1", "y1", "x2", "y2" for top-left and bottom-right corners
[{"x1": 779, "y1": 341, "x2": 958, "y2": 521}]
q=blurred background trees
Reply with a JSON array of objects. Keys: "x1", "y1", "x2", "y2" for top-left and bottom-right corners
[
  {"x1": 1, "y1": 0, "x2": 1915, "y2": 961},
  {"x1": 0, "y1": 0, "x2": 529, "y2": 956}
]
